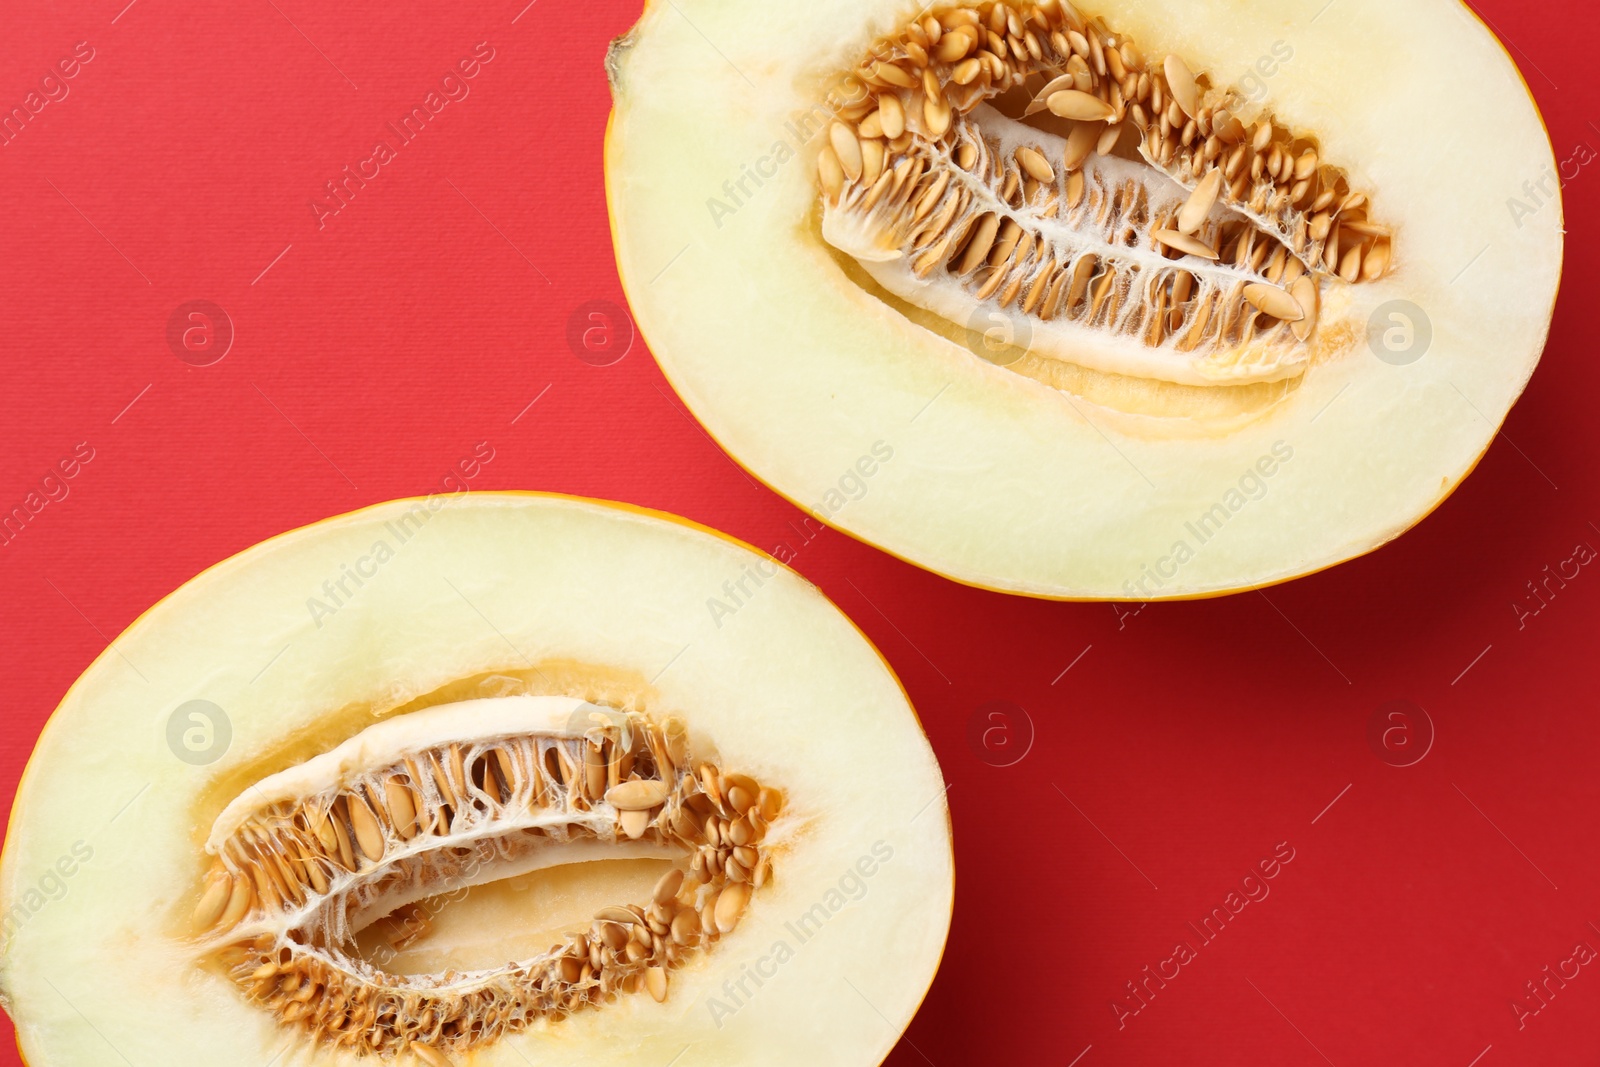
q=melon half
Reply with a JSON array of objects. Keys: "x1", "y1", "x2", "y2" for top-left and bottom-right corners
[
  {"x1": 605, "y1": 0, "x2": 1564, "y2": 599},
  {"x1": 0, "y1": 494, "x2": 952, "y2": 1066}
]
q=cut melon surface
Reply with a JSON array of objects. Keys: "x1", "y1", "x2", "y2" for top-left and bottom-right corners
[
  {"x1": 605, "y1": 0, "x2": 1563, "y2": 599},
  {"x1": 0, "y1": 494, "x2": 952, "y2": 1067}
]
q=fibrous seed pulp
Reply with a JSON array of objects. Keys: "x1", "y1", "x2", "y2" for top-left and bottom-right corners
[
  {"x1": 817, "y1": 0, "x2": 1392, "y2": 390},
  {"x1": 191, "y1": 699, "x2": 781, "y2": 1065}
]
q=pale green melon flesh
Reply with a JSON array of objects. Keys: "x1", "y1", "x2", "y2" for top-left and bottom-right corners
[
  {"x1": 0, "y1": 495, "x2": 952, "y2": 1066},
  {"x1": 606, "y1": 0, "x2": 1562, "y2": 598}
]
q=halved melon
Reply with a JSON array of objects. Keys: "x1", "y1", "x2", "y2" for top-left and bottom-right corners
[
  {"x1": 605, "y1": 0, "x2": 1563, "y2": 598},
  {"x1": 0, "y1": 494, "x2": 952, "y2": 1066}
]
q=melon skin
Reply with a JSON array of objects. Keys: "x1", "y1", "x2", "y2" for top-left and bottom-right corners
[
  {"x1": 0, "y1": 494, "x2": 953, "y2": 1067},
  {"x1": 605, "y1": 0, "x2": 1564, "y2": 600}
]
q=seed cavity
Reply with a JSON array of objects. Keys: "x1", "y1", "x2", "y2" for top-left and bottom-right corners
[
  {"x1": 817, "y1": 0, "x2": 1393, "y2": 397},
  {"x1": 192, "y1": 699, "x2": 783, "y2": 1062}
]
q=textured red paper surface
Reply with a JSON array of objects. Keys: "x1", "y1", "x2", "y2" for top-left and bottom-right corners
[{"x1": 0, "y1": 1, "x2": 1595, "y2": 1064}]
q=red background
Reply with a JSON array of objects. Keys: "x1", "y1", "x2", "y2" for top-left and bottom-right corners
[{"x1": 0, "y1": 1, "x2": 1595, "y2": 1064}]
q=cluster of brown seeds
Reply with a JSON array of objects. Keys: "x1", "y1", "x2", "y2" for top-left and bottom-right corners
[
  {"x1": 817, "y1": 0, "x2": 1392, "y2": 368},
  {"x1": 194, "y1": 713, "x2": 781, "y2": 1064}
]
